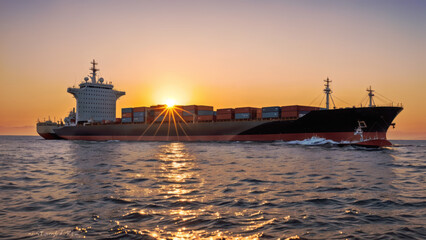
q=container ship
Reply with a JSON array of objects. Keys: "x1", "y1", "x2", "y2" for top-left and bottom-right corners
[{"x1": 37, "y1": 60, "x2": 403, "y2": 147}]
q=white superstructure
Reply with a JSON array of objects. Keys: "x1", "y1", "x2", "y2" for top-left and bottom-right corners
[{"x1": 67, "y1": 60, "x2": 125, "y2": 123}]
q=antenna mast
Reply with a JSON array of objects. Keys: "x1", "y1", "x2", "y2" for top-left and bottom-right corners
[
  {"x1": 324, "y1": 77, "x2": 332, "y2": 110},
  {"x1": 90, "y1": 59, "x2": 99, "y2": 83},
  {"x1": 367, "y1": 86, "x2": 375, "y2": 107}
]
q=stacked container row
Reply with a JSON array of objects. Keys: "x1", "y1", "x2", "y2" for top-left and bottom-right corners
[
  {"x1": 121, "y1": 108, "x2": 133, "y2": 123},
  {"x1": 235, "y1": 107, "x2": 259, "y2": 120},
  {"x1": 197, "y1": 106, "x2": 215, "y2": 122},
  {"x1": 216, "y1": 108, "x2": 235, "y2": 121},
  {"x1": 133, "y1": 107, "x2": 146, "y2": 123},
  {"x1": 120, "y1": 104, "x2": 320, "y2": 123},
  {"x1": 281, "y1": 105, "x2": 319, "y2": 119},
  {"x1": 262, "y1": 106, "x2": 281, "y2": 119}
]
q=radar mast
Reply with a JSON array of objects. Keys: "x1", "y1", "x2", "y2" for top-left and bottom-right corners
[
  {"x1": 90, "y1": 59, "x2": 99, "y2": 83},
  {"x1": 367, "y1": 86, "x2": 375, "y2": 107},
  {"x1": 324, "y1": 77, "x2": 332, "y2": 109}
]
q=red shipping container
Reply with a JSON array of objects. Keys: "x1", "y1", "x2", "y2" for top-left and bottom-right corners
[
  {"x1": 198, "y1": 115, "x2": 215, "y2": 121},
  {"x1": 197, "y1": 105, "x2": 214, "y2": 111},
  {"x1": 216, "y1": 114, "x2": 234, "y2": 120},
  {"x1": 298, "y1": 106, "x2": 319, "y2": 111},
  {"x1": 133, "y1": 107, "x2": 147, "y2": 112},
  {"x1": 281, "y1": 105, "x2": 298, "y2": 111},
  {"x1": 183, "y1": 105, "x2": 197, "y2": 110},
  {"x1": 217, "y1": 108, "x2": 234, "y2": 114},
  {"x1": 282, "y1": 111, "x2": 299, "y2": 118},
  {"x1": 122, "y1": 112, "x2": 133, "y2": 118},
  {"x1": 150, "y1": 105, "x2": 166, "y2": 111},
  {"x1": 235, "y1": 107, "x2": 259, "y2": 113}
]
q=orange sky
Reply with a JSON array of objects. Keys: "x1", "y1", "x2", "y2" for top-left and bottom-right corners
[{"x1": 0, "y1": 0, "x2": 425, "y2": 139}]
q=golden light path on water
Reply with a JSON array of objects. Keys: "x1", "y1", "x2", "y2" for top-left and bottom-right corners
[{"x1": 111, "y1": 142, "x2": 302, "y2": 240}]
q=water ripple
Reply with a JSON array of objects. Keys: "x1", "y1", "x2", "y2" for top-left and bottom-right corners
[{"x1": 0, "y1": 137, "x2": 425, "y2": 239}]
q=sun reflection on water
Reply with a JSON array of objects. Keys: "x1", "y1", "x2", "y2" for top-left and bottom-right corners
[{"x1": 111, "y1": 142, "x2": 300, "y2": 239}]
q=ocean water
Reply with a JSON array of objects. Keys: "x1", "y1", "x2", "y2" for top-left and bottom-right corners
[{"x1": 0, "y1": 136, "x2": 425, "y2": 239}]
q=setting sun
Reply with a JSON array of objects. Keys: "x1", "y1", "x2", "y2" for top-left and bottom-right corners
[{"x1": 166, "y1": 99, "x2": 176, "y2": 108}]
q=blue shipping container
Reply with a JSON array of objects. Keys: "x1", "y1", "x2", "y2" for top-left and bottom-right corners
[
  {"x1": 235, "y1": 113, "x2": 251, "y2": 119},
  {"x1": 133, "y1": 112, "x2": 145, "y2": 117},
  {"x1": 133, "y1": 117, "x2": 145, "y2": 122},
  {"x1": 122, "y1": 117, "x2": 132, "y2": 123},
  {"x1": 262, "y1": 112, "x2": 280, "y2": 118},
  {"x1": 122, "y1": 108, "x2": 133, "y2": 113},
  {"x1": 198, "y1": 110, "x2": 214, "y2": 116},
  {"x1": 262, "y1": 106, "x2": 281, "y2": 112}
]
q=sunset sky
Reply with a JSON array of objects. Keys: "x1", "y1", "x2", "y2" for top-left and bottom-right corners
[{"x1": 0, "y1": 0, "x2": 425, "y2": 139}]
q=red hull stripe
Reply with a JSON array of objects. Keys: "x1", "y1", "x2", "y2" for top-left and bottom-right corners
[{"x1": 58, "y1": 132, "x2": 390, "y2": 146}]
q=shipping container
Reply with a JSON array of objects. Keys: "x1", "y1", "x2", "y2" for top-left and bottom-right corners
[
  {"x1": 216, "y1": 113, "x2": 234, "y2": 120},
  {"x1": 133, "y1": 111, "x2": 145, "y2": 117},
  {"x1": 235, "y1": 107, "x2": 259, "y2": 119},
  {"x1": 281, "y1": 105, "x2": 319, "y2": 112},
  {"x1": 262, "y1": 111, "x2": 280, "y2": 119},
  {"x1": 122, "y1": 112, "x2": 133, "y2": 118},
  {"x1": 262, "y1": 106, "x2": 281, "y2": 112},
  {"x1": 256, "y1": 109, "x2": 263, "y2": 119},
  {"x1": 133, "y1": 117, "x2": 145, "y2": 123},
  {"x1": 197, "y1": 105, "x2": 214, "y2": 111},
  {"x1": 122, "y1": 117, "x2": 132, "y2": 123},
  {"x1": 217, "y1": 108, "x2": 234, "y2": 114},
  {"x1": 115, "y1": 118, "x2": 121, "y2": 123},
  {"x1": 235, "y1": 113, "x2": 251, "y2": 119},
  {"x1": 282, "y1": 111, "x2": 298, "y2": 118},
  {"x1": 182, "y1": 105, "x2": 197, "y2": 110},
  {"x1": 198, "y1": 110, "x2": 214, "y2": 116},
  {"x1": 150, "y1": 105, "x2": 166, "y2": 111},
  {"x1": 122, "y1": 108, "x2": 133, "y2": 113},
  {"x1": 182, "y1": 115, "x2": 195, "y2": 122},
  {"x1": 235, "y1": 107, "x2": 258, "y2": 113},
  {"x1": 155, "y1": 115, "x2": 165, "y2": 122},
  {"x1": 133, "y1": 107, "x2": 147, "y2": 112},
  {"x1": 182, "y1": 110, "x2": 196, "y2": 116},
  {"x1": 182, "y1": 105, "x2": 197, "y2": 116},
  {"x1": 281, "y1": 105, "x2": 298, "y2": 111},
  {"x1": 198, "y1": 115, "x2": 215, "y2": 121}
]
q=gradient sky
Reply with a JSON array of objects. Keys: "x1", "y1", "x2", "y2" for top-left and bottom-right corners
[{"x1": 0, "y1": 0, "x2": 425, "y2": 139}]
